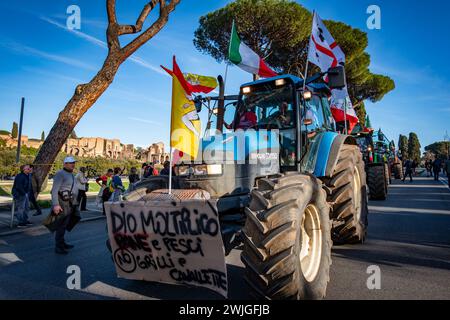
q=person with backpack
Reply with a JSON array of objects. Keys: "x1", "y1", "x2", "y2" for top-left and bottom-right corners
[
  {"x1": 109, "y1": 167, "x2": 125, "y2": 202},
  {"x1": 144, "y1": 162, "x2": 158, "y2": 178}
]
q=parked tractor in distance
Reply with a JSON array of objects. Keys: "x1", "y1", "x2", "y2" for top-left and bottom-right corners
[{"x1": 119, "y1": 66, "x2": 369, "y2": 300}]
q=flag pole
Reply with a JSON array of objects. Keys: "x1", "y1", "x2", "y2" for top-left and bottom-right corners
[
  {"x1": 168, "y1": 56, "x2": 175, "y2": 195},
  {"x1": 344, "y1": 97, "x2": 348, "y2": 135},
  {"x1": 168, "y1": 146, "x2": 173, "y2": 194},
  {"x1": 303, "y1": 10, "x2": 314, "y2": 92}
]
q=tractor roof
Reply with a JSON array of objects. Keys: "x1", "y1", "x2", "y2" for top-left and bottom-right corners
[{"x1": 241, "y1": 74, "x2": 331, "y2": 95}]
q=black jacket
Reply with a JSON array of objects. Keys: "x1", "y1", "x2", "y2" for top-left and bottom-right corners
[{"x1": 12, "y1": 173, "x2": 31, "y2": 198}]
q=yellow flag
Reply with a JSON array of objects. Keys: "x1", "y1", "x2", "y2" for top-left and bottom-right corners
[{"x1": 168, "y1": 59, "x2": 201, "y2": 159}]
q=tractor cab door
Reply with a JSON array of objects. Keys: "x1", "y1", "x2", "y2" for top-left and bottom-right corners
[
  {"x1": 236, "y1": 82, "x2": 298, "y2": 172},
  {"x1": 300, "y1": 94, "x2": 329, "y2": 154}
]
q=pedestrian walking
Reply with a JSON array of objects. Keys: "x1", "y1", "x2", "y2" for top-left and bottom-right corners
[
  {"x1": 128, "y1": 167, "x2": 140, "y2": 192},
  {"x1": 51, "y1": 157, "x2": 79, "y2": 255},
  {"x1": 75, "y1": 167, "x2": 88, "y2": 211},
  {"x1": 426, "y1": 160, "x2": 433, "y2": 177},
  {"x1": 445, "y1": 157, "x2": 450, "y2": 188},
  {"x1": 12, "y1": 164, "x2": 33, "y2": 228},
  {"x1": 109, "y1": 167, "x2": 125, "y2": 202},
  {"x1": 432, "y1": 158, "x2": 442, "y2": 181},
  {"x1": 403, "y1": 159, "x2": 413, "y2": 182},
  {"x1": 96, "y1": 169, "x2": 114, "y2": 215},
  {"x1": 412, "y1": 160, "x2": 418, "y2": 176},
  {"x1": 29, "y1": 165, "x2": 42, "y2": 216}
]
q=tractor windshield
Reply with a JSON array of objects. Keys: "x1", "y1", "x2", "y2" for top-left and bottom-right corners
[{"x1": 233, "y1": 82, "x2": 295, "y2": 130}]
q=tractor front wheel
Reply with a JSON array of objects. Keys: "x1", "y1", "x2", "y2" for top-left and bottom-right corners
[
  {"x1": 321, "y1": 144, "x2": 369, "y2": 244},
  {"x1": 241, "y1": 173, "x2": 332, "y2": 300}
]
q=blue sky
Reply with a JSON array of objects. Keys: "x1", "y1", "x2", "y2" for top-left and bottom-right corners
[{"x1": 0, "y1": 0, "x2": 449, "y2": 150}]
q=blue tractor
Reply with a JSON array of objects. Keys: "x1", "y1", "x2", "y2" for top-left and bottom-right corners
[{"x1": 127, "y1": 67, "x2": 369, "y2": 299}]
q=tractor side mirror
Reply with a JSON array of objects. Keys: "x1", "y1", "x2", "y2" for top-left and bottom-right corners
[{"x1": 327, "y1": 66, "x2": 347, "y2": 89}]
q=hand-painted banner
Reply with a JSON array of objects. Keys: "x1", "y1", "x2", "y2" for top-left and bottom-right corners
[{"x1": 105, "y1": 199, "x2": 228, "y2": 297}]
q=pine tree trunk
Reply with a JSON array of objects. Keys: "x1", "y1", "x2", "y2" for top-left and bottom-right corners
[
  {"x1": 32, "y1": 0, "x2": 180, "y2": 191},
  {"x1": 33, "y1": 54, "x2": 122, "y2": 189}
]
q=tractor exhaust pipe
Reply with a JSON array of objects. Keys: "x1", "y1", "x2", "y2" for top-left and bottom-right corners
[{"x1": 216, "y1": 75, "x2": 225, "y2": 132}]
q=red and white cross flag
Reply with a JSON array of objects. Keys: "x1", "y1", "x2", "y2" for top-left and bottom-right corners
[{"x1": 307, "y1": 12, "x2": 359, "y2": 132}]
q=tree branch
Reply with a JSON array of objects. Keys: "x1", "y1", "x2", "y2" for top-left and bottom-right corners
[
  {"x1": 118, "y1": 0, "x2": 159, "y2": 35},
  {"x1": 106, "y1": 0, "x2": 120, "y2": 51},
  {"x1": 121, "y1": 0, "x2": 180, "y2": 60}
]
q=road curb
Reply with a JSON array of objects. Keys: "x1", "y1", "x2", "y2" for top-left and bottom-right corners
[{"x1": 0, "y1": 215, "x2": 106, "y2": 237}]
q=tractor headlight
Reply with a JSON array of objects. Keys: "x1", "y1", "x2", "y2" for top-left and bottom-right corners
[
  {"x1": 206, "y1": 164, "x2": 222, "y2": 175},
  {"x1": 194, "y1": 164, "x2": 223, "y2": 176},
  {"x1": 176, "y1": 165, "x2": 191, "y2": 176},
  {"x1": 176, "y1": 164, "x2": 222, "y2": 176}
]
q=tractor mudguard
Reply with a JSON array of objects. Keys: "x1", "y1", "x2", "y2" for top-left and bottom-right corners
[{"x1": 304, "y1": 132, "x2": 356, "y2": 178}]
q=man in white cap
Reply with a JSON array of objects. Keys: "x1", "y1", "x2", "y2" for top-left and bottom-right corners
[{"x1": 51, "y1": 156, "x2": 79, "y2": 254}]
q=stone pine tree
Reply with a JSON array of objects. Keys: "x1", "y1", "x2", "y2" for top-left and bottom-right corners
[
  {"x1": 193, "y1": 0, "x2": 395, "y2": 124},
  {"x1": 398, "y1": 134, "x2": 409, "y2": 160},
  {"x1": 408, "y1": 132, "x2": 421, "y2": 163},
  {"x1": 425, "y1": 141, "x2": 450, "y2": 159},
  {"x1": 33, "y1": 0, "x2": 181, "y2": 191},
  {"x1": 41, "y1": 131, "x2": 45, "y2": 141},
  {"x1": 11, "y1": 122, "x2": 18, "y2": 139}
]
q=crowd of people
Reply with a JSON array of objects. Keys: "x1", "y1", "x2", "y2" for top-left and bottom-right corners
[
  {"x1": 10, "y1": 157, "x2": 175, "y2": 254},
  {"x1": 425, "y1": 157, "x2": 450, "y2": 187},
  {"x1": 11, "y1": 160, "x2": 174, "y2": 227},
  {"x1": 402, "y1": 157, "x2": 450, "y2": 187}
]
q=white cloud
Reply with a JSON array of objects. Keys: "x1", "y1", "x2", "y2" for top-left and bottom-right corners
[
  {"x1": 127, "y1": 117, "x2": 161, "y2": 126},
  {"x1": 21, "y1": 66, "x2": 85, "y2": 83},
  {"x1": 3, "y1": 42, "x2": 96, "y2": 71},
  {"x1": 40, "y1": 16, "x2": 167, "y2": 76}
]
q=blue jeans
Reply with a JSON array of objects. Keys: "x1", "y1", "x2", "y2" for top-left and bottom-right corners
[{"x1": 14, "y1": 194, "x2": 29, "y2": 224}]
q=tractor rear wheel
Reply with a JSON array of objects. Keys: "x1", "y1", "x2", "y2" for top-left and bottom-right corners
[
  {"x1": 241, "y1": 173, "x2": 332, "y2": 300},
  {"x1": 393, "y1": 163, "x2": 403, "y2": 180},
  {"x1": 321, "y1": 144, "x2": 369, "y2": 244},
  {"x1": 367, "y1": 165, "x2": 387, "y2": 200}
]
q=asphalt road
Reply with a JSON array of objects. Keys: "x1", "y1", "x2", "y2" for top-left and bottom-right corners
[{"x1": 0, "y1": 176, "x2": 449, "y2": 300}]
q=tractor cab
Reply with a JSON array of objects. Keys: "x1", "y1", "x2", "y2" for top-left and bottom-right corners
[{"x1": 231, "y1": 74, "x2": 336, "y2": 171}]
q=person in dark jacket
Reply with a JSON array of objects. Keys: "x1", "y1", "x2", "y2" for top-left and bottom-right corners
[
  {"x1": 403, "y1": 159, "x2": 413, "y2": 182},
  {"x1": 12, "y1": 164, "x2": 33, "y2": 227},
  {"x1": 433, "y1": 158, "x2": 442, "y2": 181},
  {"x1": 128, "y1": 167, "x2": 140, "y2": 192},
  {"x1": 160, "y1": 161, "x2": 176, "y2": 176}
]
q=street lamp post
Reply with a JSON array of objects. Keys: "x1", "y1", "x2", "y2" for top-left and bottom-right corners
[{"x1": 10, "y1": 98, "x2": 25, "y2": 228}]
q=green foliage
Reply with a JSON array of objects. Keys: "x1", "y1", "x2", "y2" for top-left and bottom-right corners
[
  {"x1": 41, "y1": 131, "x2": 45, "y2": 141},
  {"x1": 408, "y1": 132, "x2": 421, "y2": 163},
  {"x1": 354, "y1": 103, "x2": 366, "y2": 126},
  {"x1": 0, "y1": 145, "x2": 141, "y2": 178},
  {"x1": 425, "y1": 141, "x2": 450, "y2": 159},
  {"x1": 11, "y1": 122, "x2": 18, "y2": 139},
  {"x1": 193, "y1": 0, "x2": 395, "y2": 109},
  {"x1": 0, "y1": 130, "x2": 10, "y2": 135},
  {"x1": 398, "y1": 134, "x2": 408, "y2": 159}
]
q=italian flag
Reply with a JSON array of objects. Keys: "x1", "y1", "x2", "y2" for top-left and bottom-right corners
[{"x1": 228, "y1": 21, "x2": 277, "y2": 78}]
